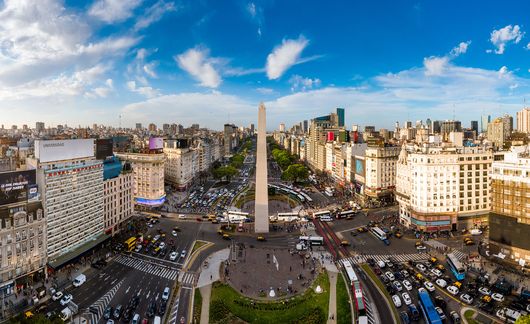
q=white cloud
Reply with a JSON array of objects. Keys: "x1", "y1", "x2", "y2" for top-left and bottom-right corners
[
  {"x1": 247, "y1": 2, "x2": 257, "y2": 18},
  {"x1": 266, "y1": 36, "x2": 310, "y2": 79},
  {"x1": 423, "y1": 56, "x2": 449, "y2": 76},
  {"x1": 89, "y1": 0, "x2": 142, "y2": 23},
  {"x1": 134, "y1": 0, "x2": 176, "y2": 31},
  {"x1": 450, "y1": 41, "x2": 471, "y2": 57},
  {"x1": 289, "y1": 75, "x2": 321, "y2": 92},
  {"x1": 256, "y1": 87, "x2": 275, "y2": 94},
  {"x1": 143, "y1": 63, "x2": 158, "y2": 78},
  {"x1": 489, "y1": 24, "x2": 524, "y2": 54},
  {"x1": 527, "y1": 43, "x2": 530, "y2": 50},
  {"x1": 498, "y1": 65, "x2": 510, "y2": 78},
  {"x1": 175, "y1": 47, "x2": 222, "y2": 88},
  {"x1": 126, "y1": 80, "x2": 160, "y2": 98}
]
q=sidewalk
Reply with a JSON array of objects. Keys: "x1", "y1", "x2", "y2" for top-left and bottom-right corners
[
  {"x1": 196, "y1": 248, "x2": 230, "y2": 288},
  {"x1": 326, "y1": 269, "x2": 338, "y2": 324},
  {"x1": 199, "y1": 285, "x2": 211, "y2": 324}
]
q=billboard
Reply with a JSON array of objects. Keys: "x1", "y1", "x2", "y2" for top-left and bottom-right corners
[
  {"x1": 35, "y1": 139, "x2": 94, "y2": 163},
  {"x1": 149, "y1": 137, "x2": 163, "y2": 150},
  {"x1": 96, "y1": 139, "x2": 113, "y2": 160},
  {"x1": 355, "y1": 158, "x2": 365, "y2": 177},
  {"x1": 0, "y1": 170, "x2": 38, "y2": 205}
]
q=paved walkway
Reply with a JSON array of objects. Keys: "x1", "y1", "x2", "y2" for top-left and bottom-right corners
[
  {"x1": 199, "y1": 285, "x2": 211, "y2": 324},
  {"x1": 197, "y1": 248, "x2": 230, "y2": 288},
  {"x1": 326, "y1": 269, "x2": 338, "y2": 324}
]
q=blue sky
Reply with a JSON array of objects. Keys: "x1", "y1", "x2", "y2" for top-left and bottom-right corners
[{"x1": 1, "y1": 0, "x2": 530, "y2": 130}]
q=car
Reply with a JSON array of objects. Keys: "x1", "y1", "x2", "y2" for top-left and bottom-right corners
[
  {"x1": 400, "y1": 270, "x2": 410, "y2": 278},
  {"x1": 453, "y1": 281, "x2": 462, "y2": 289},
  {"x1": 435, "y1": 278, "x2": 447, "y2": 288},
  {"x1": 400, "y1": 311, "x2": 411, "y2": 324},
  {"x1": 180, "y1": 250, "x2": 187, "y2": 258},
  {"x1": 169, "y1": 251, "x2": 178, "y2": 261},
  {"x1": 257, "y1": 236, "x2": 266, "y2": 241},
  {"x1": 131, "y1": 314, "x2": 140, "y2": 324},
  {"x1": 60, "y1": 294, "x2": 73, "y2": 306},
  {"x1": 415, "y1": 273, "x2": 424, "y2": 281},
  {"x1": 402, "y1": 280, "x2": 413, "y2": 291},
  {"x1": 113, "y1": 305, "x2": 123, "y2": 319},
  {"x1": 171, "y1": 230, "x2": 177, "y2": 237},
  {"x1": 146, "y1": 300, "x2": 156, "y2": 318},
  {"x1": 447, "y1": 285, "x2": 459, "y2": 295},
  {"x1": 431, "y1": 268, "x2": 442, "y2": 277},
  {"x1": 436, "y1": 264, "x2": 445, "y2": 272},
  {"x1": 401, "y1": 292, "x2": 412, "y2": 305},
  {"x1": 434, "y1": 306, "x2": 446, "y2": 320},
  {"x1": 434, "y1": 296, "x2": 447, "y2": 309},
  {"x1": 393, "y1": 281, "x2": 403, "y2": 292},
  {"x1": 423, "y1": 281, "x2": 435, "y2": 292},
  {"x1": 481, "y1": 295, "x2": 492, "y2": 303},
  {"x1": 416, "y1": 263, "x2": 427, "y2": 272},
  {"x1": 162, "y1": 287, "x2": 170, "y2": 301},
  {"x1": 394, "y1": 271, "x2": 404, "y2": 281},
  {"x1": 408, "y1": 304, "x2": 420, "y2": 321},
  {"x1": 491, "y1": 293, "x2": 504, "y2": 302},
  {"x1": 416, "y1": 245, "x2": 427, "y2": 251},
  {"x1": 106, "y1": 320, "x2": 115, "y2": 324},
  {"x1": 450, "y1": 311, "x2": 461, "y2": 323},
  {"x1": 131, "y1": 294, "x2": 141, "y2": 309},
  {"x1": 386, "y1": 284, "x2": 395, "y2": 295},
  {"x1": 377, "y1": 261, "x2": 386, "y2": 268},
  {"x1": 103, "y1": 306, "x2": 113, "y2": 320},
  {"x1": 385, "y1": 271, "x2": 395, "y2": 281},
  {"x1": 418, "y1": 287, "x2": 427, "y2": 294},
  {"x1": 478, "y1": 287, "x2": 492, "y2": 296},
  {"x1": 222, "y1": 234, "x2": 231, "y2": 240},
  {"x1": 395, "y1": 232, "x2": 403, "y2": 238},
  {"x1": 392, "y1": 295, "x2": 402, "y2": 308},
  {"x1": 380, "y1": 275, "x2": 390, "y2": 284},
  {"x1": 159, "y1": 242, "x2": 166, "y2": 249},
  {"x1": 178, "y1": 214, "x2": 186, "y2": 219},
  {"x1": 340, "y1": 240, "x2": 350, "y2": 246},
  {"x1": 460, "y1": 293, "x2": 473, "y2": 304},
  {"x1": 385, "y1": 260, "x2": 394, "y2": 268},
  {"x1": 52, "y1": 291, "x2": 63, "y2": 301}
]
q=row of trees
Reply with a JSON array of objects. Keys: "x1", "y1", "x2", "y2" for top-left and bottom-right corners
[{"x1": 269, "y1": 139, "x2": 309, "y2": 184}]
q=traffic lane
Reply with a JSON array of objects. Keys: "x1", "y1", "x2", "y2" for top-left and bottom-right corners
[
  {"x1": 344, "y1": 230, "x2": 419, "y2": 255},
  {"x1": 358, "y1": 266, "x2": 395, "y2": 324},
  {"x1": 175, "y1": 286, "x2": 192, "y2": 323}
]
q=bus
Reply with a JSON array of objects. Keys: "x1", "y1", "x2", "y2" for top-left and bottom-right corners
[
  {"x1": 313, "y1": 210, "x2": 332, "y2": 219},
  {"x1": 446, "y1": 252, "x2": 466, "y2": 281},
  {"x1": 276, "y1": 212, "x2": 299, "y2": 222},
  {"x1": 124, "y1": 237, "x2": 137, "y2": 252},
  {"x1": 343, "y1": 260, "x2": 368, "y2": 324},
  {"x1": 299, "y1": 236, "x2": 324, "y2": 246},
  {"x1": 226, "y1": 211, "x2": 250, "y2": 222},
  {"x1": 324, "y1": 187, "x2": 334, "y2": 197},
  {"x1": 370, "y1": 227, "x2": 390, "y2": 245},
  {"x1": 418, "y1": 290, "x2": 442, "y2": 324},
  {"x1": 338, "y1": 209, "x2": 357, "y2": 219}
]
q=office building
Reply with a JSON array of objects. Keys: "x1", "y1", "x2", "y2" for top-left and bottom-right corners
[
  {"x1": 115, "y1": 151, "x2": 165, "y2": 207},
  {"x1": 481, "y1": 115, "x2": 491, "y2": 133},
  {"x1": 135, "y1": 123, "x2": 142, "y2": 130},
  {"x1": 103, "y1": 157, "x2": 133, "y2": 236},
  {"x1": 35, "y1": 122, "x2": 45, "y2": 133},
  {"x1": 29, "y1": 139, "x2": 105, "y2": 268},
  {"x1": 396, "y1": 144, "x2": 492, "y2": 232},
  {"x1": 0, "y1": 169, "x2": 46, "y2": 296},
  {"x1": 279, "y1": 123, "x2": 285, "y2": 132},
  {"x1": 489, "y1": 146, "x2": 530, "y2": 268},
  {"x1": 487, "y1": 118, "x2": 507, "y2": 149},
  {"x1": 517, "y1": 108, "x2": 530, "y2": 133},
  {"x1": 471, "y1": 121, "x2": 479, "y2": 134},
  {"x1": 164, "y1": 140, "x2": 197, "y2": 191},
  {"x1": 336, "y1": 108, "x2": 345, "y2": 127},
  {"x1": 441, "y1": 120, "x2": 462, "y2": 140}
]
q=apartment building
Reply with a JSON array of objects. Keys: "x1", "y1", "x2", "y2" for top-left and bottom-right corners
[
  {"x1": 364, "y1": 144, "x2": 400, "y2": 204},
  {"x1": 29, "y1": 139, "x2": 105, "y2": 268},
  {"x1": 103, "y1": 157, "x2": 133, "y2": 236},
  {"x1": 489, "y1": 146, "x2": 530, "y2": 268},
  {"x1": 115, "y1": 151, "x2": 165, "y2": 207},
  {"x1": 396, "y1": 144, "x2": 492, "y2": 232},
  {"x1": 163, "y1": 140, "x2": 197, "y2": 191},
  {"x1": 0, "y1": 169, "x2": 46, "y2": 296}
]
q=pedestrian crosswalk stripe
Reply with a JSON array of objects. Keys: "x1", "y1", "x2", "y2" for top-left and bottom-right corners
[
  {"x1": 115, "y1": 255, "x2": 179, "y2": 280},
  {"x1": 339, "y1": 253, "x2": 429, "y2": 266},
  {"x1": 80, "y1": 279, "x2": 123, "y2": 324},
  {"x1": 179, "y1": 272, "x2": 196, "y2": 286}
]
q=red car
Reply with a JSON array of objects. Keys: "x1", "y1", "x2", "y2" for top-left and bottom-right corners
[{"x1": 196, "y1": 217, "x2": 203, "y2": 222}]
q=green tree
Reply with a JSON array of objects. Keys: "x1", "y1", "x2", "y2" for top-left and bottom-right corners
[
  {"x1": 229, "y1": 154, "x2": 244, "y2": 169},
  {"x1": 213, "y1": 166, "x2": 238, "y2": 181},
  {"x1": 516, "y1": 315, "x2": 530, "y2": 324},
  {"x1": 282, "y1": 164, "x2": 309, "y2": 183}
]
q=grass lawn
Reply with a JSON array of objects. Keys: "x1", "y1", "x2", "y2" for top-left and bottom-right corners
[
  {"x1": 192, "y1": 288, "x2": 202, "y2": 324},
  {"x1": 360, "y1": 264, "x2": 399, "y2": 322},
  {"x1": 191, "y1": 240, "x2": 209, "y2": 254},
  {"x1": 464, "y1": 309, "x2": 480, "y2": 324},
  {"x1": 336, "y1": 273, "x2": 352, "y2": 324},
  {"x1": 209, "y1": 271, "x2": 330, "y2": 324}
]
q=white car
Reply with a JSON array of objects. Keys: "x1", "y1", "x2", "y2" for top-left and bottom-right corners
[
  {"x1": 180, "y1": 250, "x2": 187, "y2": 258},
  {"x1": 447, "y1": 285, "x2": 459, "y2": 295},
  {"x1": 172, "y1": 230, "x2": 178, "y2": 237},
  {"x1": 460, "y1": 293, "x2": 473, "y2": 304},
  {"x1": 60, "y1": 294, "x2": 73, "y2": 306},
  {"x1": 401, "y1": 292, "x2": 412, "y2": 305},
  {"x1": 491, "y1": 293, "x2": 504, "y2": 302},
  {"x1": 478, "y1": 287, "x2": 492, "y2": 296},
  {"x1": 423, "y1": 281, "x2": 435, "y2": 292},
  {"x1": 392, "y1": 294, "x2": 402, "y2": 308},
  {"x1": 169, "y1": 251, "x2": 178, "y2": 261},
  {"x1": 392, "y1": 281, "x2": 403, "y2": 292},
  {"x1": 178, "y1": 214, "x2": 186, "y2": 219},
  {"x1": 435, "y1": 307, "x2": 446, "y2": 320},
  {"x1": 416, "y1": 263, "x2": 427, "y2": 272},
  {"x1": 385, "y1": 271, "x2": 395, "y2": 281},
  {"x1": 416, "y1": 245, "x2": 427, "y2": 251},
  {"x1": 496, "y1": 308, "x2": 507, "y2": 321},
  {"x1": 159, "y1": 242, "x2": 166, "y2": 249},
  {"x1": 430, "y1": 268, "x2": 442, "y2": 277},
  {"x1": 402, "y1": 280, "x2": 413, "y2": 291},
  {"x1": 52, "y1": 291, "x2": 63, "y2": 301},
  {"x1": 377, "y1": 261, "x2": 386, "y2": 268},
  {"x1": 400, "y1": 270, "x2": 410, "y2": 278},
  {"x1": 435, "y1": 278, "x2": 447, "y2": 288}
]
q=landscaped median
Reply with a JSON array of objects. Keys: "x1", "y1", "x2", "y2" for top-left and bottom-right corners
[
  {"x1": 336, "y1": 273, "x2": 353, "y2": 324},
  {"x1": 209, "y1": 271, "x2": 330, "y2": 323},
  {"x1": 360, "y1": 263, "x2": 399, "y2": 323},
  {"x1": 193, "y1": 288, "x2": 202, "y2": 324},
  {"x1": 183, "y1": 240, "x2": 213, "y2": 272}
]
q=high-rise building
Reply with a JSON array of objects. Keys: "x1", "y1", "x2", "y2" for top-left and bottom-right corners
[
  {"x1": 164, "y1": 140, "x2": 197, "y2": 191},
  {"x1": 471, "y1": 121, "x2": 479, "y2": 134},
  {"x1": 115, "y1": 151, "x2": 166, "y2": 207},
  {"x1": 303, "y1": 120, "x2": 308, "y2": 133},
  {"x1": 396, "y1": 144, "x2": 492, "y2": 232},
  {"x1": 135, "y1": 123, "x2": 142, "y2": 130},
  {"x1": 336, "y1": 108, "x2": 345, "y2": 127},
  {"x1": 364, "y1": 145, "x2": 400, "y2": 204},
  {"x1": 223, "y1": 124, "x2": 237, "y2": 156},
  {"x1": 502, "y1": 114, "x2": 514, "y2": 135},
  {"x1": 489, "y1": 146, "x2": 530, "y2": 268},
  {"x1": 432, "y1": 120, "x2": 441, "y2": 134},
  {"x1": 30, "y1": 139, "x2": 105, "y2": 267},
  {"x1": 148, "y1": 123, "x2": 157, "y2": 132},
  {"x1": 279, "y1": 123, "x2": 285, "y2": 132},
  {"x1": 517, "y1": 108, "x2": 530, "y2": 133},
  {"x1": 35, "y1": 122, "x2": 45, "y2": 132},
  {"x1": 440, "y1": 120, "x2": 462, "y2": 140},
  {"x1": 481, "y1": 115, "x2": 491, "y2": 133},
  {"x1": 103, "y1": 157, "x2": 133, "y2": 236},
  {"x1": 0, "y1": 169, "x2": 46, "y2": 296},
  {"x1": 249, "y1": 123, "x2": 255, "y2": 135},
  {"x1": 487, "y1": 118, "x2": 506, "y2": 149}
]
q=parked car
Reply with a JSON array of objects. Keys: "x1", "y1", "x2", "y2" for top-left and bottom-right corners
[
  {"x1": 402, "y1": 280, "x2": 413, "y2": 291},
  {"x1": 401, "y1": 292, "x2": 412, "y2": 305},
  {"x1": 423, "y1": 281, "x2": 435, "y2": 292},
  {"x1": 460, "y1": 293, "x2": 474, "y2": 305},
  {"x1": 491, "y1": 293, "x2": 505, "y2": 302},
  {"x1": 392, "y1": 295, "x2": 402, "y2": 308},
  {"x1": 447, "y1": 285, "x2": 459, "y2": 295}
]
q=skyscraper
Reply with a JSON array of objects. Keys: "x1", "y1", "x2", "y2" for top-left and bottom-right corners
[
  {"x1": 471, "y1": 121, "x2": 479, "y2": 134},
  {"x1": 481, "y1": 115, "x2": 491, "y2": 133},
  {"x1": 516, "y1": 108, "x2": 530, "y2": 133},
  {"x1": 336, "y1": 108, "x2": 345, "y2": 127},
  {"x1": 135, "y1": 123, "x2": 142, "y2": 130}
]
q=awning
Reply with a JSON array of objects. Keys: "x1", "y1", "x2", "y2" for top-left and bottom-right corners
[{"x1": 47, "y1": 233, "x2": 111, "y2": 270}]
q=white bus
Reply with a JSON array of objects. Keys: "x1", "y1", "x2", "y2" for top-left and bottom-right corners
[
  {"x1": 225, "y1": 211, "x2": 250, "y2": 222},
  {"x1": 324, "y1": 187, "x2": 334, "y2": 197},
  {"x1": 370, "y1": 226, "x2": 387, "y2": 241},
  {"x1": 338, "y1": 209, "x2": 357, "y2": 219},
  {"x1": 277, "y1": 212, "x2": 299, "y2": 222},
  {"x1": 313, "y1": 210, "x2": 331, "y2": 218},
  {"x1": 299, "y1": 236, "x2": 324, "y2": 246}
]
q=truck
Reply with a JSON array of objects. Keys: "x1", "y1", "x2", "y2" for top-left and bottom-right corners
[{"x1": 73, "y1": 274, "x2": 86, "y2": 287}]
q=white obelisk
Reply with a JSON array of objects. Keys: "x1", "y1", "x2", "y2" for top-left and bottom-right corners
[{"x1": 254, "y1": 103, "x2": 269, "y2": 233}]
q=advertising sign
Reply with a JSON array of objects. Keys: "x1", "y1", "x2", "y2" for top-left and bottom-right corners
[
  {"x1": 355, "y1": 158, "x2": 365, "y2": 177},
  {"x1": 0, "y1": 170, "x2": 38, "y2": 205},
  {"x1": 35, "y1": 139, "x2": 94, "y2": 163},
  {"x1": 96, "y1": 139, "x2": 113, "y2": 160},
  {"x1": 149, "y1": 137, "x2": 163, "y2": 150}
]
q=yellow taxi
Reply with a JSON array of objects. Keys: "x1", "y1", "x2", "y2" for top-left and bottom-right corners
[
  {"x1": 436, "y1": 264, "x2": 445, "y2": 271},
  {"x1": 395, "y1": 232, "x2": 403, "y2": 238},
  {"x1": 340, "y1": 240, "x2": 350, "y2": 246},
  {"x1": 430, "y1": 257, "x2": 438, "y2": 264},
  {"x1": 481, "y1": 295, "x2": 492, "y2": 303},
  {"x1": 257, "y1": 236, "x2": 266, "y2": 241},
  {"x1": 453, "y1": 281, "x2": 462, "y2": 289},
  {"x1": 223, "y1": 234, "x2": 231, "y2": 240},
  {"x1": 416, "y1": 273, "x2": 424, "y2": 281}
]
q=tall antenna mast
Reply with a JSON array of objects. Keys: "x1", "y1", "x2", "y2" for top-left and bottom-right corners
[{"x1": 119, "y1": 114, "x2": 122, "y2": 129}]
